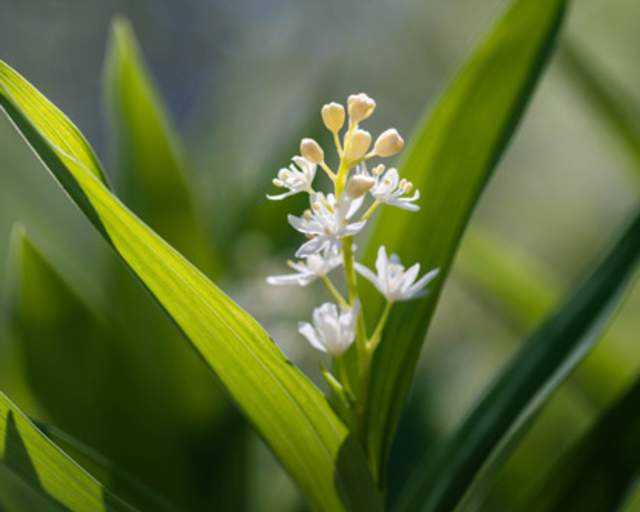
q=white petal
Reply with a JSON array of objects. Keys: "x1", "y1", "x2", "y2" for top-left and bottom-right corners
[
  {"x1": 355, "y1": 262, "x2": 379, "y2": 287},
  {"x1": 411, "y1": 268, "x2": 440, "y2": 292},
  {"x1": 266, "y1": 190, "x2": 296, "y2": 200},
  {"x1": 375, "y1": 246, "x2": 389, "y2": 286},
  {"x1": 343, "y1": 220, "x2": 367, "y2": 236},
  {"x1": 386, "y1": 198, "x2": 420, "y2": 211},
  {"x1": 298, "y1": 322, "x2": 327, "y2": 353},
  {"x1": 295, "y1": 237, "x2": 328, "y2": 257},
  {"x1": 266, "y1": 272, "x2": 316, "y2": 286}
]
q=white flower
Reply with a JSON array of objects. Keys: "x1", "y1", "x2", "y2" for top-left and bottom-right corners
[
  {"x1": 298, "y1": 302, "x2": 359, "y2": 355},
  {"x1": 266, "y1": 248, "x2": 342, "y2": 286},
  {"x1": 370, "y1": 167, "x2": 420, "y2": 211},
  {"x1": 356, "y1": 246, "x2": 438, "y2": 302},
  {"x1": 288, "y1": 193, "x2": 365, "y2": 257},
  {"x1": 267, "y1": 156, "x2": 316, "y2": 200}
]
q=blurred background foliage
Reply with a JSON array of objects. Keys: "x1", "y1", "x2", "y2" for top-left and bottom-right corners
[{"x1": 0, "y1": 0, "x2": 639, "y2": 510}]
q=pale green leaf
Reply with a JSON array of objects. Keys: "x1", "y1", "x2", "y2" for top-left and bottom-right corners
[{"x1": 0, "y1": 60, "x2": 380, "y2": 512}]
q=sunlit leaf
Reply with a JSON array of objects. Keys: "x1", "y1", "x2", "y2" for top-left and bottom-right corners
[
  {"x1": 0, "y1": 60, "x2": 380, "y2": 511},
  {"x1": 103, "y1": 17, "x2": 215, "y2": 272},
  {"x1": 4, "y1": 226, "x2": 224, "y2": 510},
  {"x1": 102, "y1": 19, "x2": 249, "y2": 510},
  {"x1": 397, "y1": 210, "x2": 640, "y2": 512},
  {"x1": 359, "y1": 0, "x2": 569, "y2": 482},
  {"x1": 0, "y1": 391, "x2": 136, "y2": 511}
]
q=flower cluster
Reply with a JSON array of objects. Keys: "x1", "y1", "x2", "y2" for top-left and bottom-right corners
[{"x1": 266, "y1": 93, "x2": 438, "y2": 369}]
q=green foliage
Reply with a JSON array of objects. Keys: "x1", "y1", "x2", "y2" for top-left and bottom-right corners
[
  {"x1": 359, "y1": 0, "x2": 569, "y2": 481},
  {"x1": 525, "y1": 374, "x2": 640, "y2": 512},
  {"x1": 0, "y1": 58, "x2": 380, "y2": 512},
  {"x1": 0, "y1": 3, "x2": 638, "y2": 511},
  {"x1": 397, "y1": 210, "x2": 640, "y2": 511},
  {"x1": 0, "y1": 390, "x2": 136, "y2": 511}
]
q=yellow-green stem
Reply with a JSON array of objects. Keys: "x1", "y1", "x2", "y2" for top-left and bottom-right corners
[{"x1": 321, "y1": 275, "x2": 348, "y2": 308}]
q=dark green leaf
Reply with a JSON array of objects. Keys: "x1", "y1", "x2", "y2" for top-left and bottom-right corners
[
  {"x1": 397, "y1": 209, "x2": 640, "y2": 512},
  {"x1": 358, "y1": 0, "x2": 569, "y2": 482}
]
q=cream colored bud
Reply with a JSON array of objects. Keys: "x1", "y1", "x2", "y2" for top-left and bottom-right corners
[
  {"x1": 272, "y1": 178, "x2": 284, "y2": 187},
  {"x1": 347, "y1": 93, "x2": 376, "y2": 123},
  {"x1": 300, "y1": 138, "x2": 324, "y2": 164},
  {"x1": 321, "y1": 102, "x2": 345, "y2": 133},
  {"x1": 372, "y1": 164, "x2": 385, "y2": 176},
  {"x1": 346, "y1": 129, "x2": 372, "y2": 161},
  {"x1": 373, "y1": 128, "x2": 404, "y2": 157},
  {"x1": 347, "y1": 175, "x2": 376, "y2": 198}
]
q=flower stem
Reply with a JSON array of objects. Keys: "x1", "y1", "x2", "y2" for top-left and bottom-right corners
[
  {"x1": 360, "y1": 200, "x2": 381, "y2": 221},
  {"x1": 342, "y1": 237, "x2": 368, "y2": 370},
  {"x1": 367, "y1": 301, "x2": 393, "y2": 352},
  {"x1": 321, "y1": 275, "x2": 348, "y2": 308}
]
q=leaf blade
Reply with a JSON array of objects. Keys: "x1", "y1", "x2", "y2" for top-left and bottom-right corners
[
  {"x1": 0, "y1": 61, "x2": 380, "y2": 511},
  {"x1": 360, "y1": 0, "x2": 569, "y2": 481},
  {"x1": 0, "y1": 390, "x2": 137, "y2": 512},
  {"x1": 398, "y1": 209, "x2": 640, "y2": 512}
]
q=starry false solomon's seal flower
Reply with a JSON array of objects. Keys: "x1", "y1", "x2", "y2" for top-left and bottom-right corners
[
  {"x1": 266, "y1": 248, "x2": 342, "y2": 286},
  {"x1": 264, "y1": 92, "x2": 438, "y2": 417},
  {"x1": 356, "y1": 246, "x2": 439, "y2": 302},
  {"x1": 298, "y1": 302, "x2": 359, "y2": 355},
  {"x1": 267, "y1": 156, "x2": 316, "y2": 200},
  {"x1": 288, "y1": 193, "x2": 366, "y2": 257}
]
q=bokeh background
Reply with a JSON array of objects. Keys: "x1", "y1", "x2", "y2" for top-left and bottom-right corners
[{"x1": 1, "y1": 0, "x2": 639, "y2": 510}]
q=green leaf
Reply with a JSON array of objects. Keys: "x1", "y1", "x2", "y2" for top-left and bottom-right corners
[
  {"x1": 33, "y1": 420, "x2": 180, "y2": 512},
  {"x1": 0, "y1": 61, "x2": 380, "y2": 511},
  {"x1": 560, "y1": 41, "x2": 640, "y2": 190},
  {"x1": 359, "y1": 0, "x2": 569, "y2": 481},
  {"x1": 397, "y1": 210, "x2": 640, "y2": 512},
  {"x1": 457, "y1": 227, "x2": 631, "y2": 407},
  {"x1": 0, "y1": 390, "x2": 136, "y2": 511},
  {"x1": 4, "y1": 226, "x2": 226, "y2": 510},
  {"x1": 103, "y1": 17, "x2": 216, "y2": 272},
  {"x1": 524, "y1": 373, "x2": 640, "y2": 512},
  {"x1": 102, "y1": 19, "x2": 250, "y2": 510}
]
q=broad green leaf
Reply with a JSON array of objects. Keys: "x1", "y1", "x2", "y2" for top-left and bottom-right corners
[
  {"x1": 457, "y1": 227, "x2": 630, "y2": 406},
  {"x1": 524, "y1": 373, "x2": 640, "y2": 512},
  {"x1": 4, "y1": 226, "x2": 223, "y2": 510},
  {"x1": 102, "y1": 20, "x2": 249, "y2": 510},
  {"x1": 359, "y1": 0, "x2": 569, "y2": 481},
  {"x1": 103, "y1": 17, "x2": 216, "y2": 272},
  {"x1": 0, "y1": 61, "x2": 380, "y2": 511},
  {"x1": 560, "y1": 41, "x2": 640, "y2": 190},
  {"x1": 0, "y1": 390, "x2": 136, "y2": 511},
  {"x1": 397, "y1": 210, "x2": 640, "y2": 512},
  {"x1": 33, "y1": 420, "x2": 179, "y2": 512}
]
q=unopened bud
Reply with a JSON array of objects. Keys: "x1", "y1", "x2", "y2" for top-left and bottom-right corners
[
  {"x1": 347, "y1": 93, "x2": 376, "y2": 123},
  {"x1": 347, "y1": 175, "x2": 376, "y2": 198},
  {"x1": 321, "y1": 102, "x2": 345, "y2": 133},
  {"x1": 373, "y1": 128, "x2": 404, "y2": 157},
  {"x1": 372, "y1": 164, "x2": 385, "y2": 177},
  {"x1": 272, "y1": 178, "x2": 284, "y2": 187},
  {"x1": 300, "y1": 138, "x2": 324, "y2": 164},
  {"x1": 346, "y1": 129, "x2": 372, "y2": 161}
]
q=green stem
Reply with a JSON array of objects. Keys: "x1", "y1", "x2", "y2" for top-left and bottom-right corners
[
  {"x1": 367, "y1": 301, "x2": 393, "y2": 352},
  {"x1": 342, "y1": 237, "x2": 368, "y2": 372},
  {"x1": 321, "y1": 275, "x2": 348, "y2": 308},
  {"x1": 361, "y1": 200, "x2": 381, "y2": 221}
]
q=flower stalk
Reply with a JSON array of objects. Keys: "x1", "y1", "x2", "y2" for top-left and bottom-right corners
[{"x1": 265, "y1": 92, "x2": 439, "y2": 466}]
